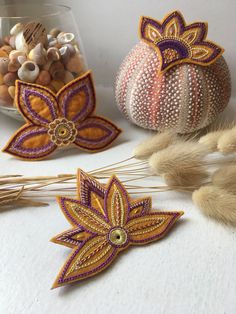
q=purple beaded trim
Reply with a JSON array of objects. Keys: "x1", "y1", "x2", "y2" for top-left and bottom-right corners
[
  {"x1": 23, "y1": 89, "x2": 57, "y2": 124},
  {"x1": 76, "y1": 122, "x2": 112, "y2": 143},
  {"x1": 58, "y1": 76, "x2": 95, "y2": 123},
  {"x1": 60, "y1": 85, "x2": 90, "y2": 122},
  {"x1": 12, "y1": 127, "x2": 55, "y2": 157}
]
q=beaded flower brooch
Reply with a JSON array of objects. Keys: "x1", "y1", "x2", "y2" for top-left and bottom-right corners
[
  {"x1": 3, "y1": 71, "x2": 121, "y2": 160},
  {"x1": 51, "y1": 170, "x2": 183, "y2": 288},
  {"x1": 140, "y1": 10, "x2": 224, "y2": 72}
]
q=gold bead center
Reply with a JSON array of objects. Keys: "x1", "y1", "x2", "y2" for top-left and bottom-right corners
[
  {"x1": 109, "y1": 228, "x2": 127, "y2": 246},
  {"x1": 57, "y1": 125, "x2": 70, "y2": 139}
]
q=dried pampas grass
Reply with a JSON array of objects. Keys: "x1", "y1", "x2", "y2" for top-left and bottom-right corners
[
  {"x1": 217, "y1": 127, "x2": 236, "y2": 154},
  {"x1": 163, "y1": 167, "x2": 208, "y2": 190},
  {"x1": 149, "y1": 141, "x2": 208, "y2": 175},
  {"x1": 198, "y1": 130, "x2": 226, "y2": 152},
  {"x1": 192, "y1": 186, "x2": 236, "y2": 225},
  {"x1": 212, "y1": 165, "x2": 236, "y2": 193},
  {"x1": 133, "y1": 131, "x2": 176, "y2": 160}
]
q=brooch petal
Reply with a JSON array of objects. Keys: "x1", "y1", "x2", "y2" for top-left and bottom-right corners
[
  {"x1": 3, "y1": 125, "x2": 57, "y2": 160},
  {"x1": 78, "y1": 170, "x2": 106, "y2": 216},
  {"x1": 52, "y1": 235, "x2": 117, "y2": 288},
  {"x1": 105, "y1": 176, "x2": 129, "y2": 227},
  {"x1": 58, "y1": 197, "x2": 110, "y2": 235},
  {"x1": 74, "y1": 116, "x2": 121, "y2": 152},
  {"x1": 51, "y1": 228, "x2": 92, "y2": 249},
  {"x1": 126, "y1": 212, "x2": 183, "y2": 244},
  {"x1": 129, "y1": 197, "x2": 152, "y2": 217},
  {"x1": 140, "y1": 11, "x2": 224, "y2": 72},
  {"x1": 57, "y1": 72, "x2": 96, "y2": 124},
  {"x1": 16, "y1": 80, "x2": 58, "y2": 125}
]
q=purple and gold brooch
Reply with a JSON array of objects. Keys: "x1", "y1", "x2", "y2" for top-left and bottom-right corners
[
  {"x1": 3, "y1": 71, "x2": 121, "y2": 160},
  {"x1": 140, "y1": 11, "x2": 224, "y2": 72},
  {"x1": 51, "y1": 170, "x2": 183, "y2": 288}
]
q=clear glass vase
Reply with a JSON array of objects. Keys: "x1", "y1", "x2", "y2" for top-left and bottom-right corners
[{"x1": 0, "y1": 3, "x2": 87, "y2": 120}]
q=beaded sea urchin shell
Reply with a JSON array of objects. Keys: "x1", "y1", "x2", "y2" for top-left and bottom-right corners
[{"x1": 115, "y1": 11, "x2": 231, "y2": 133}]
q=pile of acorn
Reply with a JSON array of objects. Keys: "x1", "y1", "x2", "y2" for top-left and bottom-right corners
[{"x1": 0, "y1": 21, "x2": 86, "y2": 107}]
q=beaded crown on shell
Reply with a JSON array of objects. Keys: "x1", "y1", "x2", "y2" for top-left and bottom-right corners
[{"x1": 115, "y1": 11, "x2": 231, "y2": 133}]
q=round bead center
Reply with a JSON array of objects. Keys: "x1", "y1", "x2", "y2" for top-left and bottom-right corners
[
  {"x1": 48, "y1": 118, "x2": 78, "y2": 146},
  {"x1": 57, "y1": 125, "x2": 70, "y2": 139},
  {"x1": 109, "y1": 228, "x2": 127, "y2": 246}
]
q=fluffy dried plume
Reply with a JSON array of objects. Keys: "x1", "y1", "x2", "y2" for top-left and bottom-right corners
[
  {"x1": 192, "y1": 185, "x2": 236, "y2": 225},
  {"x1": 217, "y1": 127, "x2": 236, "y2": 154},
  {"x1": 163, "y1": 167, "x2": 208, "y2": 190},
  {"x1": 198, "y1": 130, "x2": 226, "y2": 152},
  {"x1": 149, "y1": 141, "x2": 209, "y2": 176},
  {"x1": 212, "y1": 164, "x2": 236, "y2": 193},
  {"x1": 133, "y1": 131, "x2": 177, "y2": 160}
]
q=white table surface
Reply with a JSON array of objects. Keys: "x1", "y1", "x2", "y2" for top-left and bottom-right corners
[{"x1": 0, "y1": 87, "x2": 236, "y2": 314}]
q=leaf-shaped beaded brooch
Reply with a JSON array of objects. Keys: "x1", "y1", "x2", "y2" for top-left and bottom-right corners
[
  {"x1": 3, "y1": 71, "x2": 121, "y2": 160},
  {"x1": 51, "y1": 170, "x2": 183, "y2": 288}
]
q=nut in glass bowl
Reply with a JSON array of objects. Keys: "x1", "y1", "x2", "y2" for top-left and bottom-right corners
[{"x1": 0, "y1": 3, "x2": 87, "y2": 120}]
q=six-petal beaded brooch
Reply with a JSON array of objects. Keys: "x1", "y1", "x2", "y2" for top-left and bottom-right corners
[
  {"x1": 3, "y1": 71, "x2": 121, "y2": 160},
  {"x1": 51, "y1": 170, "x2": 183, "y2": 288}
]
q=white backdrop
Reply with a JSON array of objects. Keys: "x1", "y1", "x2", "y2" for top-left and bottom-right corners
[
  {"x1": 1, "y1": 1, "x2": 236, "y2": 314},
  {"x1": 51, "y1": 0, "x2": 236, "y2": 96}
]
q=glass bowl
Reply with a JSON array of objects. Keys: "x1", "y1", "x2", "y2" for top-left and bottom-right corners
[{"x1": 0, "y1": 3, "x2": 88, "y2": 120}]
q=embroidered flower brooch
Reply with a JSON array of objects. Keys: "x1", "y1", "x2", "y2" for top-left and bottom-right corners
[
  {"x1": 140, "y1": 10, "x2": 224, "y2": 72},
  {"x1": 51, "y1": 170, "x2": 183, "y2": 288},
  {"x1": 3, "y1": 71, "x2": 121, "y2": 160}
]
